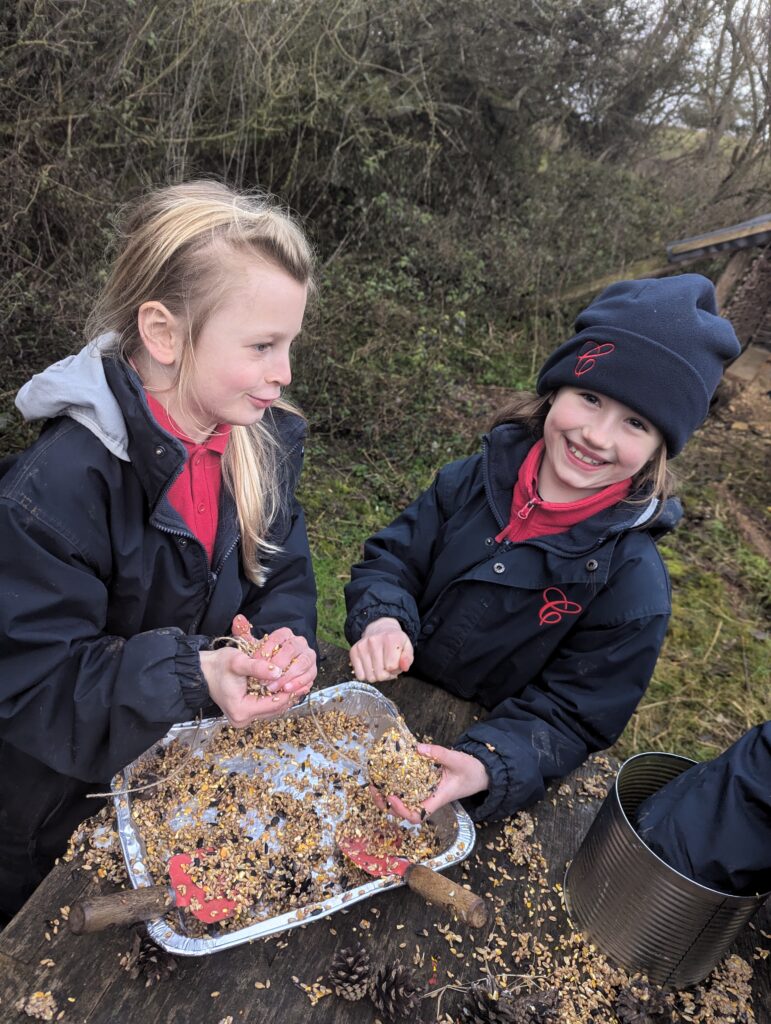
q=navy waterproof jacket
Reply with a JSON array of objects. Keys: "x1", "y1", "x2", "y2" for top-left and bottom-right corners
[
  {"x1": 636, "y1": 721, "x2": 771, "y2": 896},
  {"x1": 345, "y1": 423, "x2": 680, "y2": 820},
  {"x1": 0, "y1": 353, "x2": 317, "y2": 786}
]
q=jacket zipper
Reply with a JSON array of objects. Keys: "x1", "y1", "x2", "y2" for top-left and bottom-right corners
[
  {"x1": 516, "y1": 495, "x2": 542, "y2": 520},
  {"x1": 154, "y1": 433, "x2": 306, "y2": 612},
  {"x1": 214, "y1": 535, "x2": 239, "y2": 576},
  {"x1": 481, "y1": 439, "x2": 610, "y2": 556},
  {"x1": 481, "y1": 437, "x2": 507, "y2": 530},
  {"x1": 149, "y1": 519, "x2": 212, "y2": 630}
]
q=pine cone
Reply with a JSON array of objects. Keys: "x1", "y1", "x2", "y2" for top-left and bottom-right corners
[
  {"x1": 369, "y1": 960, "x2": 423, "y2": 1022},
  {"x1": 615, "y1": 980, "x2": 671, "y2": 1024},
  {"x1": 328, "y1": 943, "x2": 372, "y2": 1001},
  {"x1": 120, "y1": 927, "x2": 178, "y2": 987},
  {"x1": 457, "y1": 980, "x2": 519, "y2": 1024},
  {"x1": 458, "y1": 984, "x2": 561, "y2": 1024},
  {"x1": 507, "y1": 988, "x2": 561, "y2": 1024}
]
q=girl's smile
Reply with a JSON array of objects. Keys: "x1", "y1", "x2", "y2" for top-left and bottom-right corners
[
  {"x1": 565, "y1": 438, "x2": 609, "y2": 468},
  {"x1": 539, "y1": 387, "x2": 663, "y2": 503}
]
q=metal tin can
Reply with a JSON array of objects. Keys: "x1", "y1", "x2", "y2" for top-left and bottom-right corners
[{"x1": 564, "y1": 751, "x2": 770, "y2": 988}]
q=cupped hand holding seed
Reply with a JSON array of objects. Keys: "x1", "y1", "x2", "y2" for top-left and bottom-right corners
[
  {"x1": 230, "y1": 616, "x2": 317, "y2": 698},
  {"x1": 349, "y1": 617, "x2": 414, "y2": 682},
  {"x1": 255, "y1": 626, "x2": 317, "y2": 696},
  {"x1": 199, "y1": 646, "x2": 297, "y2": 727},
  {"x1": 372, "y1": 744, "x2": 490, "y2": 824}
]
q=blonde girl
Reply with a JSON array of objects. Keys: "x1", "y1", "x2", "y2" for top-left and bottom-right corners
[{"x1": 0, "y1": 181, "x2": 317, "y2": 919}]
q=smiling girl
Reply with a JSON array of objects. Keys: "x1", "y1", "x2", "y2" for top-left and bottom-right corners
[
  {"x1": 0, "y1": 181, "x2": 317, "y2": 918},
  {"x1": 345, "y1": 275, "x2": 740, "y2": 825}
]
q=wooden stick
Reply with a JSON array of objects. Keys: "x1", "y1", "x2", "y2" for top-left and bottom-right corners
[
  {"x1": 68, "y1": 886, "x2": 174, "y2": 934},
  {"x1": 404, "y1": 864, "x2": 491, "y2": 929}
]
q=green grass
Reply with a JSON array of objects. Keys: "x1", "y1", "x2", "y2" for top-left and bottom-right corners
[
  {"x1": 616, "y1": 462, "x2": 771, "y2": 760},
  {"x1": 613, "y1": 541, "x2": 770, "y2": 761},
  {"x1": 299, "y1": 447, "x2": 389, "y2": 645},
  {"x1": 299, "y1": 439, "x2": 459, "y2": 645}
]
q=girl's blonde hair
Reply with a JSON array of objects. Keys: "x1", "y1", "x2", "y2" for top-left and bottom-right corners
[
  {"x1": 86, "y1": 180, "x2": 315, "y2": 584},
  {"x1": 490, "y1": 391, "x2": 675, "y2": 509}
]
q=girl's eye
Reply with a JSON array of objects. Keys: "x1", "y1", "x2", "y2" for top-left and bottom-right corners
[
  {"x1": 580, "y1": 392, "x2": 600, "y2": 405},
  {"x1": 628, "y1": 418, "x2": 647, "y2": 431},
  {"x1": 252, "y1": 343, "x2": 272, "y2": 353}
]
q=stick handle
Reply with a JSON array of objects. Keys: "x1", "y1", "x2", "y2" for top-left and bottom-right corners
[
  {"x1": 68, "y1": 886, "x2": 174, "y2": 934},
  {"x1": 404, "y1": 864, "x2": 491, "y2": 929}
]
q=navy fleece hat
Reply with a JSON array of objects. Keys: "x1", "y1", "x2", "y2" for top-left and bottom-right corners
[{"x1": 536, "y1": 274, "x2": 741, "y2": 455}]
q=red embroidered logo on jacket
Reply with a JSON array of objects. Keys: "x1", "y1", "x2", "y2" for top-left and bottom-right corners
[
  {"x1": 574, "y1": 342, "x2": 615, "y2": 376},
  {"x1": 539, "y1": 587, "x2": 583, "y2": 626}
]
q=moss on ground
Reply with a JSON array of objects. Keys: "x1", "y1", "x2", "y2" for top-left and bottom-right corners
[
  {"x1": 611, "y1": 403, "x2": 770, "y2": 761},
  {"x1": 298, "y1": 438, "x2": 463, "y2": 646},
  {"x1": 613, "y1": 545, "x2": 770, "y2": 761}
]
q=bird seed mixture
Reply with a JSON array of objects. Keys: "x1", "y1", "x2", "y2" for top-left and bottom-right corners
[
  {"x1": 14, "y1": 990, "x2": 58, "y2": 1021},
  {"x1": 214, "y1": 623, "x2": 282, "y2": 697},
  {"x1": 419, "y1": 756, "x2": 762, "y2": 1023},
  {"x1": 62, "y1": 751, "x2": 763, "y2": 1023},
  {"x1": 367, "y1": 719, "x2": 442, "y2": 811},
  {"x1": 74, "y1": 704, "x2": 444, "y2": 938}
]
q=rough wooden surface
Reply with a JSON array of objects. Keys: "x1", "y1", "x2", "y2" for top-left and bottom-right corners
[{"x1": 1, "y1": 642, "x2": 768, "y2": 1023}]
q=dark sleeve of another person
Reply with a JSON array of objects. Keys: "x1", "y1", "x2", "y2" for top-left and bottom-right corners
[{"x1": 635, "y1": 721, "x2": 771, "y2": 896}]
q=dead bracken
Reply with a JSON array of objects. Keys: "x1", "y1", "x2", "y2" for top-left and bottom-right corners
[{"x1": 367, "y1": 719, "x2": 442, "y2": 811}]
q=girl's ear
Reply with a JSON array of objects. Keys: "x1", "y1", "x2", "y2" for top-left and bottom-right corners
[{"x1": 137, "y1": 301, "x2": 181, "y2": 366}]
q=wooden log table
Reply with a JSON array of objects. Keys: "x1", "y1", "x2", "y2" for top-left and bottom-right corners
[{"x1": 1, "y1": 642, "x2": 768, "y2": 1023}]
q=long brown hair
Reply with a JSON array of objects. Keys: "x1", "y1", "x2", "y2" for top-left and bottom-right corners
[
  {"x1": 86, "y1": 180, "x2": 315, "y2": 583},
  {"x1": 490, "y1": 390, "x2": 675, "y2": 508}
]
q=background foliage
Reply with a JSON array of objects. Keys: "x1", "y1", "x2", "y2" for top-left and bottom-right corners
[{"x1": 2, "y1": 0, "x2": 769, "y2": 758}]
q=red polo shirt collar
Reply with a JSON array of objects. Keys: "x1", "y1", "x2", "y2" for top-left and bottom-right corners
[{"x1": 145, "y1": 392, "x2": 232, "y2": 562}]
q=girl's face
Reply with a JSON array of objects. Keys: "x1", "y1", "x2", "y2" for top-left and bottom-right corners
[
  {"x1": 539, "y1": 387, "x2": 663, "y2": 503},
  {"x1": 172, "y1": 261, "x2": 307, "y2": 440}
]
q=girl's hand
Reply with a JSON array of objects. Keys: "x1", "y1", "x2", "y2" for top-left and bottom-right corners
[
  {"x1": 371, "y1": 744, "x2": 489, "y2": 824},
  {"x1": 349, "y1": 617, "x2": 414, "y2": 682},
  {"x1": 254, "y1": 626, "x2": 317, "y2": 697},
  {"x1": 199, "y1": 647, "x2": 297, "y2": 727},
  {"x1": 231, "y1": 615, "x2": 317, "y2": 699}
]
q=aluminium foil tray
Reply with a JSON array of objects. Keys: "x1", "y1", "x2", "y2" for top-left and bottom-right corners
[{"x1": 112, "y1": 681, "x2": 476, "y2": 955}]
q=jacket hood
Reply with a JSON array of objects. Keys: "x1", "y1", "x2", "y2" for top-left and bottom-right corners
[{"x1": 15, "y1": 334, "x2": 129, "y2": 461}]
